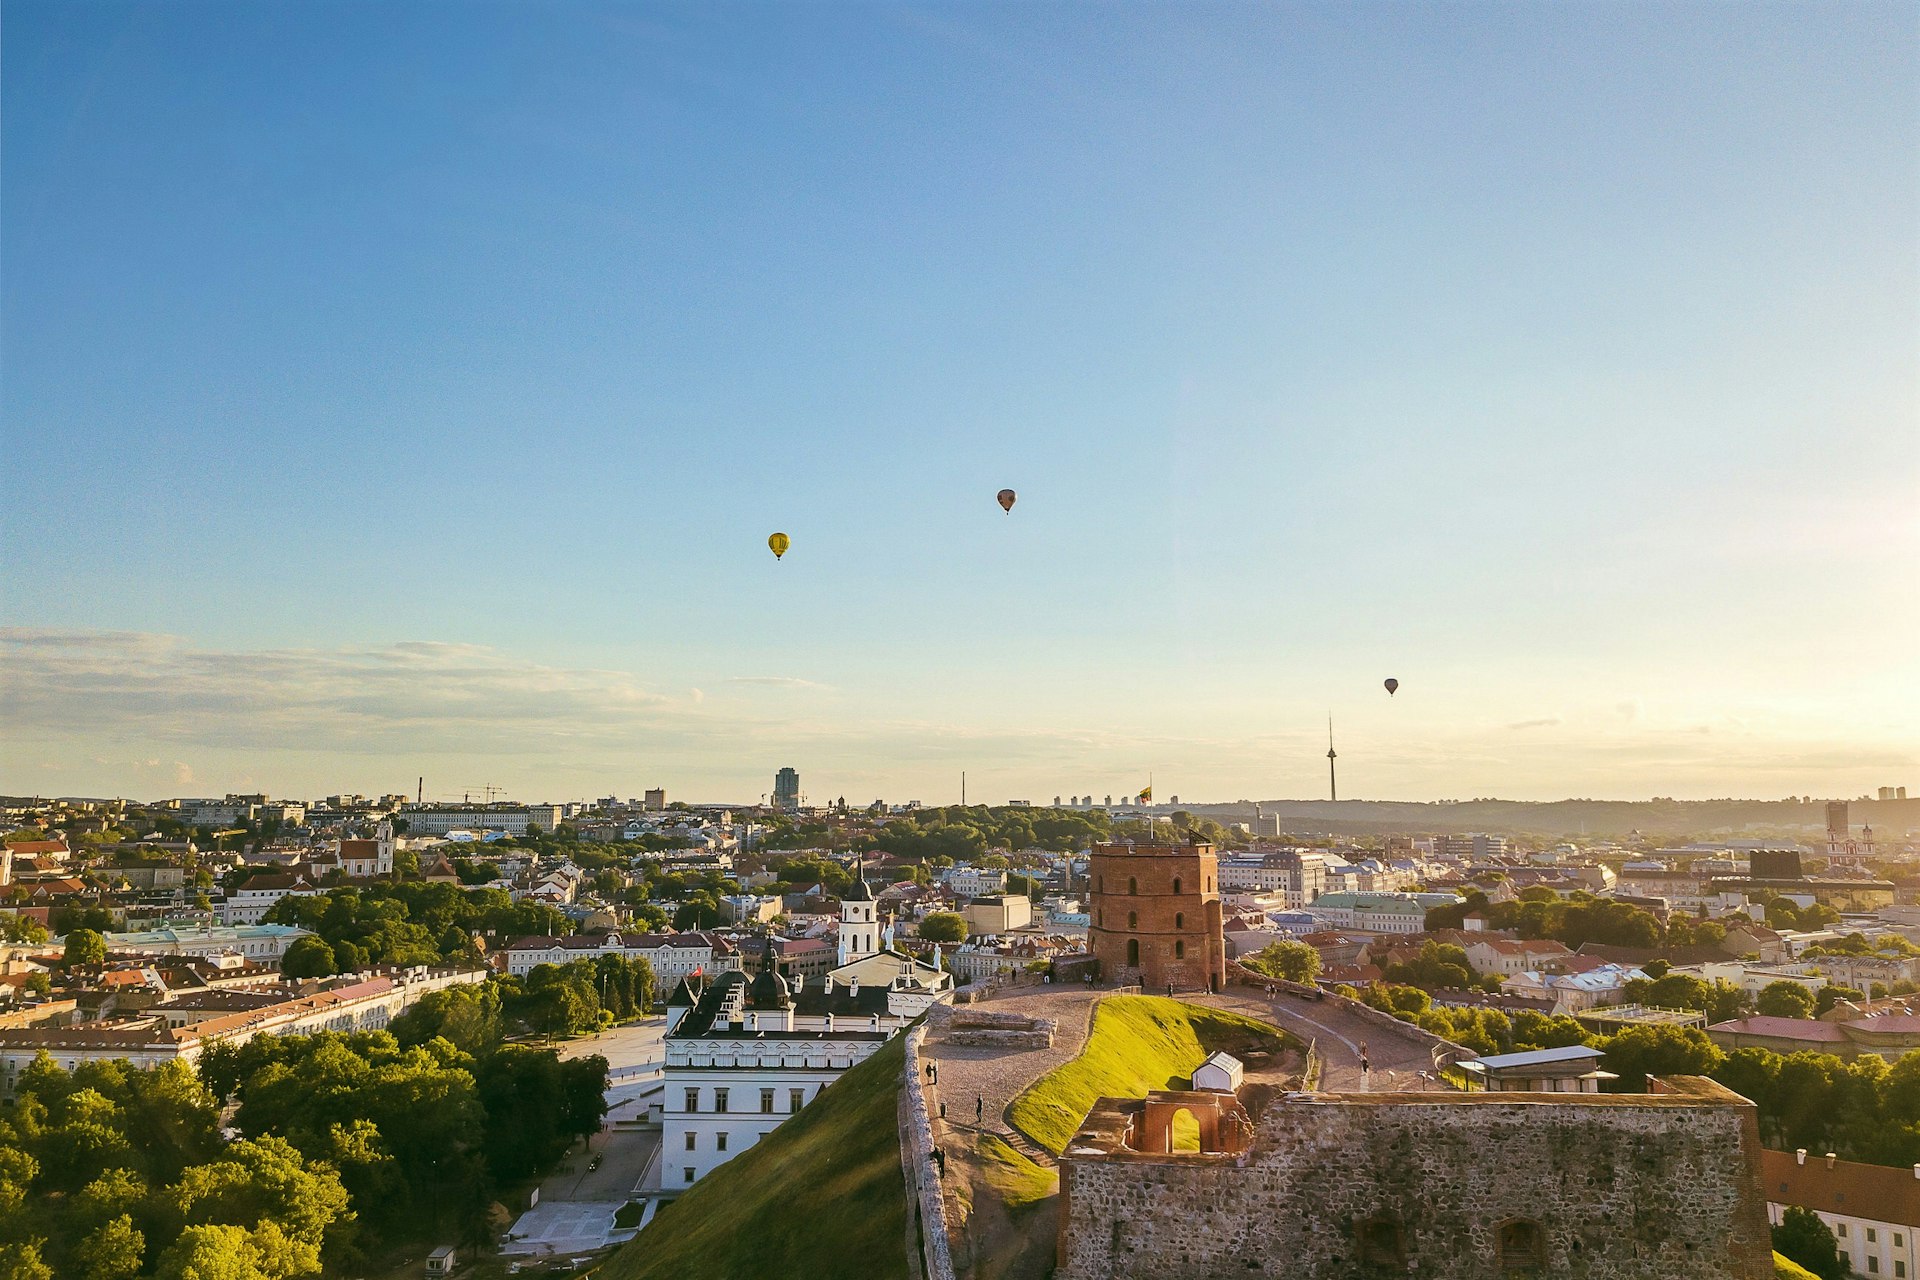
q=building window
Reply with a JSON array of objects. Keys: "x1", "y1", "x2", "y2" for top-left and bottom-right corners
[
  {"x1": 685, "y1": 1089, "x2": 699, "y2": 1113},
  {"x1": 715, "y1": 1088, "x2": 729, "y2": 1113},
  {"x1": 1496, "y1": 1219, "x2": 1547, "y2": 1273},
  {"x1": 1175, "y1": 912, "x2": 1184, "y2": 929},
  {"x1": 791, "y1": 1089, "x2": 806, "y2": 1112},
  {"x1": 1175, "y1": 941, "x2": 1186, "y2": 959},
  {"x1": 761, "y1": 1089, "x2": 775, "y2": 1114},
  {"x1": 684, "y1": 1167, "x2": 695, "y2": 1184},
  {"x1": 1127, "y1": 939, "x2": 1140, "y2": 967},
  {"x1": 1128, "y1": 877, "x2": 1137, "y2": 895},
  {"x1": 1869, "y1": 1229, "x2": 1879, "y2": 1243},
  {"x1": 717, "y1": 1132, "x2": 728, "y2": 1151},
  {"x1": 1356, "y1": 1217, "x2": 1407, "y2": 1267},
  {"x1": 1894, "y1": 1262, "x2": 1905, "y2": 1278},
  {"x1": 1869, "y1": 1260, "x2": 1880, "y2": 1275},
  {"x1": 684, "y1": 1132, "x2": 696, "y2": 1151},
  {"x1": 1172, "y1": 878, "x2": 1182, "y2": 895},
  {"x1": 1898, "y1": 1235, "x2": 1906, "y2": 1248},
  {"x1": 1840, "y1": 1225, "x2": 1850, "y2": 1238},
  {"x1": 1128, "y1": 912, "x2": 1138, "y2": 929}
]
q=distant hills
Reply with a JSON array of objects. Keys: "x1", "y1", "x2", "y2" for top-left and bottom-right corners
[{"x1": 1180, "y1": 796, "x2": 1920, "y2": 841}]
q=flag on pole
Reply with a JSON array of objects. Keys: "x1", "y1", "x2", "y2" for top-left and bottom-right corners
[{"x1": 1137, "y1": 786, "x2": 1152, "y2": 803}]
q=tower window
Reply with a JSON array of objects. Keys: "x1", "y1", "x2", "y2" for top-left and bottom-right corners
[
  {"x1": 1129, "y1": 877, "x2": 1137, "y2": 895},
  {"x1": 1127, "y1": 939, "x2": 1140, "y2": 967},
  {"x1": 1172, "y1": 878, "x2": 1182, "y2": 895},
  {"x1": 1175, "y1": 912, "x2": 1184, "y2": 929},
  {"x1": 1128, "y1": 911, "x2": 1137, "y2": 929},
  {"x1": 1175, "y1": 941, "x2": 1186, "y2": 959}
]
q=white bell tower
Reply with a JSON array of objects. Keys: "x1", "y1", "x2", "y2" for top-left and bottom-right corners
[{"x1": 837, "y1": 863, "x2": 879, "y2": 966}]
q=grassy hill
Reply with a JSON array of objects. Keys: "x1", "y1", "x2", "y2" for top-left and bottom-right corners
[
  {"x1": 1774, "y1": 1253, "x2": 1819, "y2": 1278},
  {"x1": 1008, "y1": 995, "x2": 1295, "y2": 1155},
  {"x1": 597, "y1": 1035, "x2": 910, "y2": 1280}
]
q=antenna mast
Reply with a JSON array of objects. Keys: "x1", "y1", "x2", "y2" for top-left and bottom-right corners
[{"x1": 1326, "y1": 717, "x2": 1338, "y2": 803}]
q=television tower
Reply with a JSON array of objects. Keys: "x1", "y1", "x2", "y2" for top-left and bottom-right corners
[{"x1": 1326, "y1": 717, "x2": 1338, "y2": 802}]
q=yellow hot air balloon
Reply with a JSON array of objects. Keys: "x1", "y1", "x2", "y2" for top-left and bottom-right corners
[{"x1": 768, "y1": 532, "x2": 790, "y2": 560}]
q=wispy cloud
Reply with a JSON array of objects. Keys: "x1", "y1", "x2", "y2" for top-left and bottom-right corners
[
  {"x1": 1505, "y1": 717, "x2": 1562, "y2": 731},
  {"x1": 0, "y1": 628, "x2": 682, "y2": 754},
  {"x1": 724, "y1": 676, "x2": 830, "y2": 690}
]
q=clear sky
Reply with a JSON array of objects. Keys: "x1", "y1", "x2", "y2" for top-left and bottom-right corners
[{"x1": 3, "y1": 1, "x2": 1915, "y2": 806}]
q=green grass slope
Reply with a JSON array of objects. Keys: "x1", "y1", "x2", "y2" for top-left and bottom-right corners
[
  {"x1": 597, "y1": 1035, "x2": 909, "y2": 1280},
  {"x1": 1774, "y1": 1253, "x2": 1819, "y2": 1279},
  {"x1": 1008, "y1": 995, "x2": 1294, "y2": 1155}
]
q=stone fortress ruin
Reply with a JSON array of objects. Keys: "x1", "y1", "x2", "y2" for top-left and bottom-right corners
[{"x1": 1056, "y1": 1075, "x2": 1775, "y2": 1279}]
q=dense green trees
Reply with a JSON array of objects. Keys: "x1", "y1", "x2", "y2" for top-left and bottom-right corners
[
  {"x1": 1617, "y1": 973, "x2": 1752, "y2": 1023},
  {"x1": 1241, "y1": 940, "x2": 1322, "y2": 984},
  {"x1": 0, "y1": 1059, "x2": 351, "y2": 1279},
  {"x1": 916, "y1": 912, "x2": 967, "y2": 944},
  {"x1": 63, "y1": 928, "x2": 107, "y2": 967},
  {"x1": 1757, "y1": 981, "x2": 1817, "y2": 1019},
  {"x1": 1773, "y1": 1206, "x2": 1846, "y2": 1279},
  {"x1": 195, "y1": 1026, "x2": 608, "y2": 1262},
  {"x1": 265, "y1": 884, "x2": 569, "y2": 970}
]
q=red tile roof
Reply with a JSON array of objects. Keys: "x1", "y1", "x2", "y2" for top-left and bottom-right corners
[
  {"x1": 1760, "y1": 1149, "x2": 1920, "y2": 1227},
  {"x1": 1707, "y1": 1016, "x2": 1850, "y2": 1042}
]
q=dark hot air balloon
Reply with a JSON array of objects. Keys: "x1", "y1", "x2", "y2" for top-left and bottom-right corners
[
  {"x1": 997, "y1": 488, "x2": 1016, "y2": 513},
  {"x1": 1384, "y1": 678, "x2": 1399, "y2": 695},
  {"x1": 768, "y1": 532, "x2": 790, "y2": 560}
]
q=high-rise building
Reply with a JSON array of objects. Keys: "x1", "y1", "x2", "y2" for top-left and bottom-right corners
[
  {"x1": 644, "y1": 788, "x2": 667, "y2": 811},
  {"x1": 773, "y1": 767, "x2": 800, "y2": 811}
]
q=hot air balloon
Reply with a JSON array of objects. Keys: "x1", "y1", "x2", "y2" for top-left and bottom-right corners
[
  {"x1": 1384, "y1": 678, "x2": 1399, "y2": 696},
  {"x1": 768, "y1": 532, "x2": 790, "y2": 560},
  {"x1": 997, "y1": 488, "x2": 1017, "y2": 513}
]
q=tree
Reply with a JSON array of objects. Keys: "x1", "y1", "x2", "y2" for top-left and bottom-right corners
[
  {"x1": 63, "y1": 929, "x2": 107, "y2": 968},
  {"x1": 0, "y1": 1243, "x2": 52, "y2": 1280},
  {"x1": 1243, "y1": 940, "x2": 1321, "y2": 984},
  {"x1": 1599, "y1": 1026, "x2": 1724, "y2": 1091},
  {"x1": 72, "y1": 1215, "x2": 144, "y2": 1280},
  {"x1": 1772, "y1": 1205, "x2": 1845, "y2": 1280},
  {"x1": 1815, "y1": 985, "x2": 1866, "y2": 1016},
  {"x1": 1757, "y1": 981, "x2": 1817, "y2": 1019},
  {"x1": 279, "y1": 938, "x2": 337, "y2": 980},
  {"x1": 0, "y1": 915, "x2": 48, "y2": 945},
  {"x1": 917, "y1": 912, "x2": 967, "y2": 944}
]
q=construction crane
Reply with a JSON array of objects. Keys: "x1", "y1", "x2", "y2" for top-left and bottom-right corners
[{"x1": 463, "y1": 784, "x2": 506, "y2": 805}]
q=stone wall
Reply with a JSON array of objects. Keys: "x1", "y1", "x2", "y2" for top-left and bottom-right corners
[
  {"x1": 900, "y1": 1024, "x2": 957, "y2": 1280},
  {"x1": 1056, "y1": 1077, "x2": 1774, "y2": 1279}
]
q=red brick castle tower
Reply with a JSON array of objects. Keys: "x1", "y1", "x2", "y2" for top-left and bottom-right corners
[{"x1": 1086, "y1": 839, "x2": 1226, "y2": 990}]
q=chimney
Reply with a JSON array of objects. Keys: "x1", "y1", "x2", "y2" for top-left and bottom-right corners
[
  {"x1": 1827, "y1": 1153, "x2": 1838, "y2": 1168},
  {"x1": 1796, "y1": 1149, "x2": 1808, "y2": 1164}
]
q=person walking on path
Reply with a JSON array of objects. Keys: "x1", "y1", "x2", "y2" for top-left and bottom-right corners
[{"x1": 976, "y1": 1095, "x2": 984, "y2": 1126}]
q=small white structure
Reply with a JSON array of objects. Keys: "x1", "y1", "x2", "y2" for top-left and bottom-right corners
[
  {"x1": 1192, "y1": 1051, "x2": 1244, "y2": 1094},
  {"x1": 424, "y1": 1244, "x2": 455, "y2": 1276}
]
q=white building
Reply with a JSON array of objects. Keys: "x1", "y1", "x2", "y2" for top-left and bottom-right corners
[
  {"x1": 99, "y1": 922, "x2": 314, "y2": 963},
  {"x1": 1306, "y1": 892, "x2": 1456, "y2": 936},
  {"x1": 336, "y1": 820, "x2": 395, "y2": 877},
  {"x1": 224, "y1": 873, "x2": 321, "y2": 925},
  {"x1": 658, "y1": 966, "x2": 894, "y2": 1189},
  {"x1": 399, "y1": 807, "x2": 533, "y2": 836},
  {"x1": 499, "y1": 930, "x2": 740, "y2": 993},
  {"x1": 1762, "y1": 1148, "x2": 1920, "y2": 1280},
  {"x1": 944, "y1": 865, "x2": 1009, "y2": 899}
]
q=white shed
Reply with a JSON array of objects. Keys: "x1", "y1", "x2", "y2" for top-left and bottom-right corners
[{"x1": 1192, "y1": 1051, "x2": 1244, "y2": 1094}]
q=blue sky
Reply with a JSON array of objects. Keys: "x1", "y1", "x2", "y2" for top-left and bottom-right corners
[{"x1": 4, "y1": 1, "x2": 1915, "y2": 805}]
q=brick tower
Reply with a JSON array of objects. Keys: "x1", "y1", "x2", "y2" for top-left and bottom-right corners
[{"x1": 1087, "y1": 839, "x2": 1226, "y2": 991}]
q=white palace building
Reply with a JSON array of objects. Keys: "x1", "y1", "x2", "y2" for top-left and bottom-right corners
[{"x1": 656, "y1": 867, "x2": 952, "y2": 1190}]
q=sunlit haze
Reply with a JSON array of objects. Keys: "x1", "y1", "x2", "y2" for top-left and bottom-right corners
[{"x1": 4, "y1": 2, "x2": 1916, "y2": 803}]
